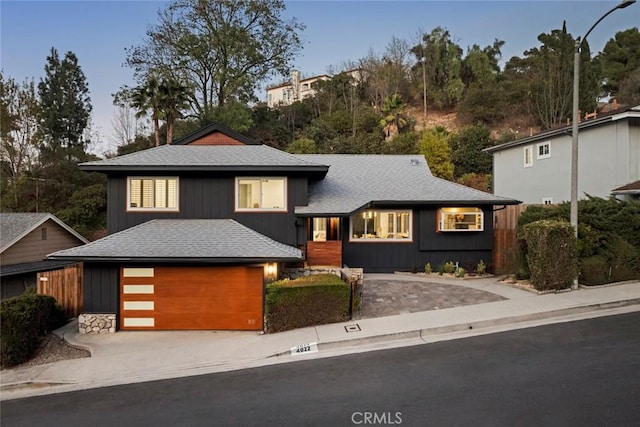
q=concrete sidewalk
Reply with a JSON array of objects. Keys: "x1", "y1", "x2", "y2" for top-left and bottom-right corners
[{"x1": 2, "y1": 276, "x2": 640, "y2": 401}]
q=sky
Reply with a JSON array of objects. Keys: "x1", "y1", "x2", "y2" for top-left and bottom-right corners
[{"x1": 1, "y1": 0, "x2": 638, "y2": 155}]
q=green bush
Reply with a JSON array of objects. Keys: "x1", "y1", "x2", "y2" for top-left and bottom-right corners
[
  {"x1": 580, "y1": 255, "x2": 610, "y2": 286},
  {"x1": 424, "y1": 262, "x2": 432, "y2": 274},
  {"x1": 476, "y1": 260, "x2": 486, "y2": 275},
  {"x1": 443, "y1": 261, "x2": 455, "y2": 274},
  {"x1": 1, "y1": 293, "x2": 65, "y2": 367},
  {"x1": 524, "y1": 220, "x2": 578, "y2": 291},
  {"x1": 265, "y1": 274, "x2": 350, "y2": 333},
  {"x1": 517, "y1": 197, "x2": 640, "y2": 284},
  {"x1": 455, "y1": 267, "x2": 466, "y2": 278}
]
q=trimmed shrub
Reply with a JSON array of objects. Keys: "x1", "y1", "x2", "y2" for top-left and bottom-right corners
[
  {"x1": 443, "y1": 261, "x2": 455, "y2": 274},
  {"x1": 523, "y1": 220, "x2": 578, "y2": 291},
  {"x1": 580, "y1": 255, "x2": 610, "y2": 286},
  {"x1": 608, "y1": 235, "x2": 640, "y2": 283},
  {"x1": 476, "y1": 260, "x2": 486, "y2": 275},
  {"x1": 424, "y1": 263, "x2": 432, "y2": 274},
  {"x1": 1, "y1": 293, "x2": 65, "y2": 367},
  {"x1": 455, "y1": 267, "x2": 466, "y2": 278},
  {"x1": 265, "y1": 274, "x2": 350, "y2": 333}
]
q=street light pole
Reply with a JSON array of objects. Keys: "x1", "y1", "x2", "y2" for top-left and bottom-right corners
[
  {"x1": 570, "y1": 0, "x2": 636, "y2": 289},
  {"x1": 421, "y1": 56, "x2": 427, "y2": 124}
]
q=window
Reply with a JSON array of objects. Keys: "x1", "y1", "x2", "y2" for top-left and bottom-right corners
[
  {"x1": 350, "y1": 210, "x2": 411, "y2": 241},
  {"x1": 311, "y1": 217, "x2": 341, "y2": 241},
  {"x1": 524, "y1": 146, "x2": 533, "y2": 167},
  {"x1": 128, "y1": 177, "x2": 178, "y2": 211},
  {"x1": 236, "y1": 177, "x2": 287, "y2": 211},
  {"x1": 542, "y1": 197, "x2": 553, "y2": 205},
  {"x1": 537, "y1": 142, "x2": 551, "y2": 159},
  {"x1": 438, "y1": 208, "x2": 483, "y2": 232}
]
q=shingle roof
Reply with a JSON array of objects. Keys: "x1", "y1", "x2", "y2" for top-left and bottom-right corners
[
  {"x1": 47, "y1": 219, "x2": 303, "y2": 262},
  {"x1": 295, "y1": 155, "x2": 520, "y2": 215},
  {"x1": 0, "y1": 260, "x2": 79, "y2": 277},
  {"x1": 0, "y1": 213, "x2": 87, "y2": 253},
  {"x1": 612, "y1": 180, "x2": 640, "y2": 194},
  {"x1": 79, "y1": 145, "x2": 329, "y2": 175}
]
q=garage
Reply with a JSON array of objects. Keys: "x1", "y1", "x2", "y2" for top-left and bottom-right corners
[{"x1": 120, "y1": 266, "x2": 264, "y2": 331}]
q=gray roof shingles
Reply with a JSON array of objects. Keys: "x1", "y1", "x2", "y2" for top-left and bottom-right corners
[
  {"x1": 294, "y1": 154, "x2": 519, "y2": 215},
  {"x1": 79, "y1": 144, "x2": 329, "y2": 170},
  {"x1": 48, "y1": 219, "x2": 303, "y2": 261},
  {"x1": 1, "y1": 212, "x2": 87, "y2": 252}
]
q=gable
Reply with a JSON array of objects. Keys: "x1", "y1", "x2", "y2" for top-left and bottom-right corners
[{"x1": 172, "y1": 122, "x2": 259, "y2": 146}]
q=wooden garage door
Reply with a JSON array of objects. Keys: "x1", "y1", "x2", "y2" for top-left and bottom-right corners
[{"x1": 120, "y1": 266, "x2": 264, "y2": 331}]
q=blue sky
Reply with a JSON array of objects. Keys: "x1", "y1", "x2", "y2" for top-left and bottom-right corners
[{"x1": 1, "y1": 1, "x2": 638, "y2": 154}]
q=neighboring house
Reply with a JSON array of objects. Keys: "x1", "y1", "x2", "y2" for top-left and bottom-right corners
[
  {"x1": 49, "y1": 122, "x2": 519, "y2": 332},
  {"x1": 611, "y1": 180, "x2": 640, "y2": 204},
  {"x1": 485, "y1": 105, "x2": 640, "y2": 205},
  {"x1": 0, "y1": 213, "x2": 87, "y2": 299},
  {"x1": 266, "y1": 69, "x2": 362, "y2": 108},
  {"x1": 267, "y1": 70, "x2": 330, "y2": 108}
]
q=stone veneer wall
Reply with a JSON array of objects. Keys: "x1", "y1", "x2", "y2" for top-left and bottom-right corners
[{"x1": 78, "y1": 313, "x2": 116, "y2": 334}]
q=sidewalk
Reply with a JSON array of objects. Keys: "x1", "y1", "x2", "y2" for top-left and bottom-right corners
[{"x1": 2, "y1": 276, "x2": 640, "y2": 401}]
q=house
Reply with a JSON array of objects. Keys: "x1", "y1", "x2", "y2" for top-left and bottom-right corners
[
  {"x1": 0, "y1": 213, "x2": 88, "y2": 299},
  {"x1": 266, "y1": 70, "x2": 330, "y2": 108},
  {"x1": 485, "y1": 105, "x2": 640, "y2": 205},
  {"x1": 266, "y1": 69, "x2": 362, "y2": 108},
  {"x1": 48, "y1": 122, "x2": 519, "y2": 332}
]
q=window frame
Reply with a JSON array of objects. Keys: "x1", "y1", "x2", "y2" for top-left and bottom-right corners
[
  {"x1": 524, "y1": 145, "x2": 533, "y2": 167},
  {"x1": 349, "y1": 209, "x2": 412, "y2": 242},
  {"x1": 126, "y1": 177, "x2": 179, "y2": 212},
  {"x1": 542, "y1": 197, "x2": 554, "y2": 205},
  {"x1": 537, "y1": 141, "x2": 551, "y2": 159},
  {"x1": 437, "y1": 207, "x2": 484, "y2": 232},
  {"x1": 234, "y1": 177, "x2": 288, "y2": 213}
]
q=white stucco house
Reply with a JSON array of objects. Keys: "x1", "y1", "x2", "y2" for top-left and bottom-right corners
[{"x1": 485, "y1": 105, "x2": 640, "y2": 204}]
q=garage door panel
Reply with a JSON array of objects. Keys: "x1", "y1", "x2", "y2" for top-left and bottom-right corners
[{"x1": 120, "y1": 266, "x2": 264, "y2": 331}]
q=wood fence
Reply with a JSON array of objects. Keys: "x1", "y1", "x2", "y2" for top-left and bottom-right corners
[
  {"x1": 37, "y1": 263, "x2": 83, "y2": 318},
  {"x1": 493, "y1": 205, "x2": 528, "y2": 274}
]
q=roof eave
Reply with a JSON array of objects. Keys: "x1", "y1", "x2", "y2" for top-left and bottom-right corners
[
  {"x1": 80, "y1": 165, "x2": 330, "y2": 175},
  {"x1": 47, "y1": 256, "x2": 303, "y2": 263}
]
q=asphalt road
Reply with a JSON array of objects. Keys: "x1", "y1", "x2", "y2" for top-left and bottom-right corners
[{"x1": 2, "y1": 312, "x2": 640, "y2": 427}]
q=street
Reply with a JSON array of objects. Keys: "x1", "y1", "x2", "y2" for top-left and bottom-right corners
[{"x1": 2, "y1": 312, "x2": 640, "y2": 427}]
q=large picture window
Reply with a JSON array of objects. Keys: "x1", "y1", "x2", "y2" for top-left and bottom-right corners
[
  {"x1": 128, "y1": 177, "x2": 178, "y2": 211},
  {"x1": 438, "y1": 207, "x2": 483, "y2": 231},
  {"x1": 236, "y1": 177, "x2": 287, "y2": 211},
  {"x1": 350, "y1": 210, "x2": 411, "y2": 241}
]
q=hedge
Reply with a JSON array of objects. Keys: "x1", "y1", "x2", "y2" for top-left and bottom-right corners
[
  {"x1": 265, "y1": 274, "x2": 350, "y2": 333},
  {"x1": 517, "y1": 197, "x2": 640, "y2": 285},
  {"x1": 1, "y1": 293, "x2": 66, "y2": 367},
  {"x1": 523, "y1": 220, "x2": 577, "y2": 291}
]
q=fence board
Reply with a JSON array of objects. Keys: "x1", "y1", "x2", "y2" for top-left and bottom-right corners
[
  {"x1": 37, "y1": 263, "x2": 83, "y2": 318},
  {"x1": 493, "y1": 205, "x2": 528, "y2": 274}
]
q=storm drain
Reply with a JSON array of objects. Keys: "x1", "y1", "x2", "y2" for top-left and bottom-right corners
[{"x1": 345, "y1": 324, "x2": 361, "y2": 332}]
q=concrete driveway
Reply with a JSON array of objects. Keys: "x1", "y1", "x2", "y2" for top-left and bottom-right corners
[{"x1": 357, "y1": 273, "x2": 530, "y2": 319}]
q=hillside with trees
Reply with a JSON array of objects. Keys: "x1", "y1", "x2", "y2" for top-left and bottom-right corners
[{"x1": 2, "y1": 0, "x2": 639, "y2": 238}]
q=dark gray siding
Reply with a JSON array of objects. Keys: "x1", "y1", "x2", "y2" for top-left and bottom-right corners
[
  {"x1": 107, "y1": 174, "x2": 307, "y2": 246},
  {"x1": 342, "y1": 207, "x2": 494, "y2": 273},
  {"x1": 83, "y1": 263, "x2": 119, "y2": 313}
]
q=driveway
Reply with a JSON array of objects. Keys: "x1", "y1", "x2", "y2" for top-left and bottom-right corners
[{"x1": 356, "y1": 274, "x2": 513, "y2": 319}]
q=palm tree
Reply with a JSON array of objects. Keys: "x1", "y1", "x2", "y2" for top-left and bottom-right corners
[
  {"x1": 130, "y1": 76, "x2": 162, "y2": 147},
  {"x1": 158, "y1": 78, "x2": 191, "y2": 144},
  {"x1": 379, "y1": 94, "x2": 408, "y2": 140}
]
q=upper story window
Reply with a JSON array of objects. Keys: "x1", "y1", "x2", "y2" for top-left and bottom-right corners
[
  {"x1": 236, "y1": 177, "x2": 287, "y2": 212},
  {"x1": 438, "y1": 207, "x2": 483, "y2": 232},
  {"x1": 542, "y1": 197, "x2": 554, "y2": 205},
  {"x1": 350, "y1": 210, "x2": 412, "y2": 241},
  {"x1": 128, "y1": 177, "x2": 179, "y2": 211},
  {"x1": 537, "y1": 142, "x2": 551, "y2": 159},
  {"x1": 524, "y1": 146, "x2": 533, "y2": 167}
]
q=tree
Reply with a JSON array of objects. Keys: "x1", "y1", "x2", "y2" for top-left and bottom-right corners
[
  {"x1": 0, "y1": 73, "x2": 40, "y2": 201},
  {"x1": 379, "y1": 94, "x2": 408, "y2": 140},
  {"x1": 449, "y1": 124, "x2": 494, "y2": 177},
  {"x1": 596, "y1": 27, "x2": 640, "y2": 97},
  {"x1": 125, "y1": 0, "x2": 304, "y2": 119},
  {"x1": 158, "y1": 77, "x2": 191, "y2": 143},
  {"x1": 503, "y1": 23, "x2": 598, "y2": 129},
  {"x1": 411, "y1": 27, "x2": 464, "y2": 109},
  {"x1": 129, "y1": 76, "x2": 162, "y2": 147},
  {"x1": 419, "y1": 126, "x2": 454, "y2": 180},
  {"x1": 37, "y1": 47, "x2": 92, "y2": 158},
  {"x1": 285, "y1": 137, "x2": 317, "y2": 154},
  {"x1": 110, "y1": 105, "x2": 144, "y2": 147}
]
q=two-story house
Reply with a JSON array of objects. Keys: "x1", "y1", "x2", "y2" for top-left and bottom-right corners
[
  {"x1": 49, "y1": 123, "x2": 519, "y2": 332},
  {"x1": 485, "y1": 105, "x2": 640, "y2": 205}
]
